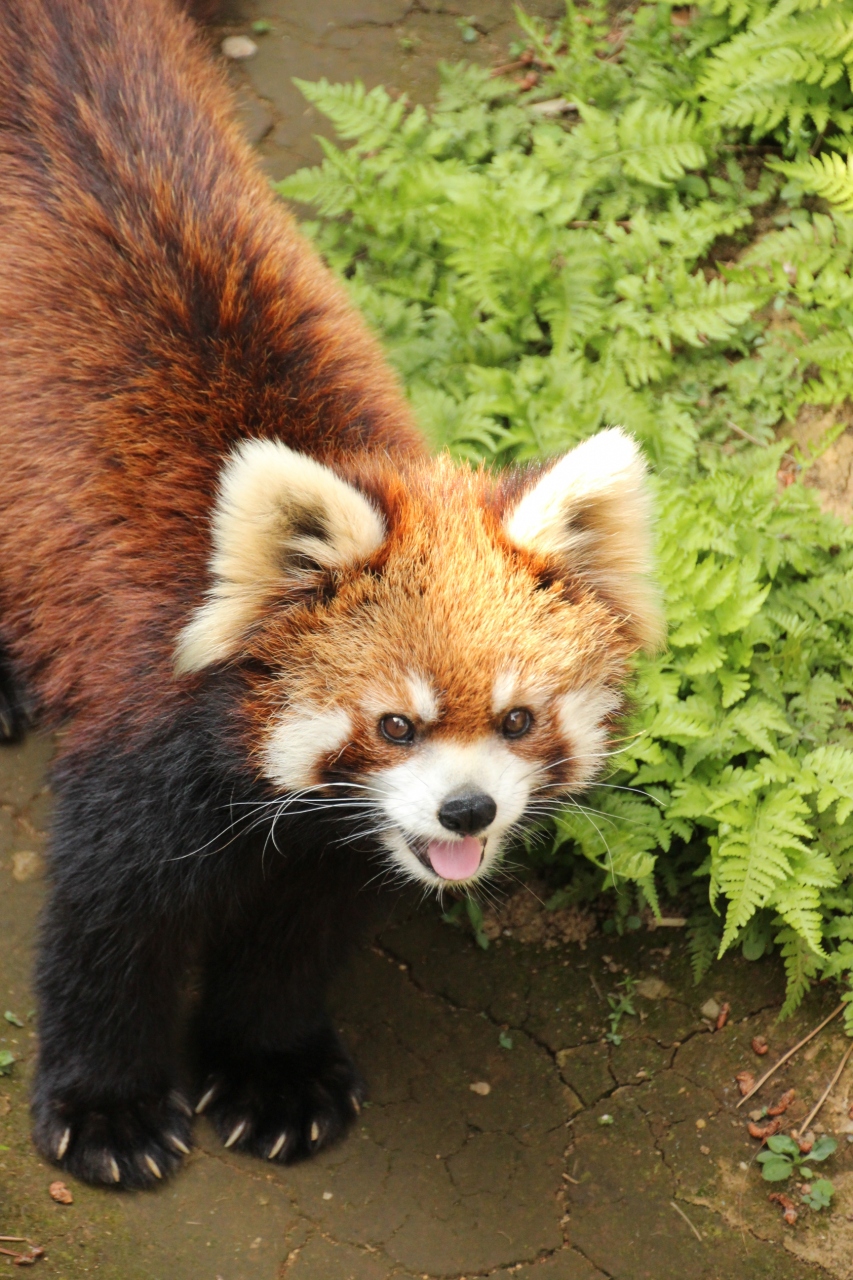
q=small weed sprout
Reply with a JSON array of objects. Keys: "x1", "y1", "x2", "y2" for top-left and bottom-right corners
[{"x1": 606, "y1": 977, "x2": 638, "y2": 1046}]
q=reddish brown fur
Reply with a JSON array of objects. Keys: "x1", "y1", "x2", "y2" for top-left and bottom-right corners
[{"x1": 0, "y1": 0, "x2": 423, "y2": 750}]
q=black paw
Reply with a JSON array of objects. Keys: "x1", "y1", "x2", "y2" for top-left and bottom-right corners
[
  {"x1": 31, "y1": 1087, "x2": 193, "y2": 1189},
  {"x1": 197, "y1": 1027, "x2": 364, "y2": 1164}
]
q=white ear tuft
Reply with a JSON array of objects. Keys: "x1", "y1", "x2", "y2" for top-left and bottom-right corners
[
  {"x1": 503, "y1": 428, "x2": 664, "y2": 652},
  {"x1": 175, "y1": 440, "x2": 385, "y2": 674}
]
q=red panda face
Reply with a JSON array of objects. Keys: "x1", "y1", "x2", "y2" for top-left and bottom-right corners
[{"x1": 176, "y1": 431, "x2": 663, "y2": 888}]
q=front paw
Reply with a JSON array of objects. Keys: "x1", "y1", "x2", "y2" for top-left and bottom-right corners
[
  {"x1": 197, "y1": 1028, "x2": 364, "y2": 1164},
  {"x1": 31, "y1": 1085, "x2": 193, "y2": 1189}
]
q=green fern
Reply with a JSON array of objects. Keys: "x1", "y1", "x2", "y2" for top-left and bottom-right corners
[
  {"x1": 769, "y1": 150, "x2": 853, "y2": 211},
  {"x1": 616, "y1": 101, "x2": 706, "y2": 187}
]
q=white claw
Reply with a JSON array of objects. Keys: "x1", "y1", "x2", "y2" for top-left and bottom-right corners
[
  {"x1": 109, "y1": 1156, "x2": 121, "y2": 1183},
  {"x1": 195, "y1": 1085, "x2": 217, "y2": 1114},
  {"x1": 144, "y1": 1154, "x2": 163, "y2": 1179},
  {"x1": 310, "y1": 1121, "x2": 320, "y2": 1145},
  {"x1": 224, "y1": 1120, "x2": 246, "y2": 1149},
  {"x1": 56, "y1": 1127, "x2": 71, "y2": 1161},
  {"x1": 268, "y1": 1132, "x2": 287, "y2": 1160},
  {"x1": 170, "y1": 1091, "x2": 193, "y2": 1118},
  {"x1": 168, "y1": 1134, "x2": 191, "y2": 1156},
  {"x1": 350, "y1": 1094, "x2": 361, "y2": 1115}
]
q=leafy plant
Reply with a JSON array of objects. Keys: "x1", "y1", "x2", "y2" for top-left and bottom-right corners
[
  {"x1": 0, "y1": 1050, "x2": 15, "y2": 1077},
  {"x1": 279, "y1": 0, "x2": 853, "y2": 1018},
  {"x1": 757, "y1": 1132, "x2": 836, "y2": 1210}
]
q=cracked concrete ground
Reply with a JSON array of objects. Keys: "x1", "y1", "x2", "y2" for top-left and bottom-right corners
[
  {"x1": 2, "y1": 733, "x2": 848, "y2": 1278},
  {"x1": 1, "y1": 4, "x2": 852, "y2": 1276}
]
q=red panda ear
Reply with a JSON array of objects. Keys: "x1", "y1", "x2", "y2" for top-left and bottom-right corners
[
  {"x1": 502, "y1": 428, "x2": 665, "y2": 653},
  {"x1": 175, "y1": 440, "x2": 386, "y2": 674}
]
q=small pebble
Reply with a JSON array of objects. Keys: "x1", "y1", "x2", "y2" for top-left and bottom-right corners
[
  {"x1": 221, "y1": 35, "x2": 258, "y2": 60},
  {"x1": 11, "y1": 850, "x2": 45, "y2": 882},
  {"x1": 322, "y1": 1191, "x2": 333, "y2": 1200},
  {"x1": 700, "y1": 1145, "x2": 710, "y2": 1155},
  {"x1": 695, "y1": 1118, "x2": 706, "y2": 1129},
  {"x1": 700, "y1": 998, "x2": 720, "y2": 1020},
  {"x1": 469, "y1": 1081, "x2": 491, "y2": 1096}
]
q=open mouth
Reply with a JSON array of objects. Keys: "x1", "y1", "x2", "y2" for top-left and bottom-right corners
[{"x1": 404, "y1": 834, "x2": 486, "y2": 882}]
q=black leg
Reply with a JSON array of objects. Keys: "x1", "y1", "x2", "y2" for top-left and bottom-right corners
[
  {"x1": 28, "y1": 702, "x2": 249, "y2": 1189},
  {"x1": 31, "y1": 886, "x2": 194, "y2": 1188},
  {"x1": 193, "y1": 849, "x2": 370, "y2": 1164}
]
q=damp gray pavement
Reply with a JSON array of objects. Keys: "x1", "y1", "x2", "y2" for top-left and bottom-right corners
[{"x1": 1, "y1": 4, "x2": 851, "y2": 1277}]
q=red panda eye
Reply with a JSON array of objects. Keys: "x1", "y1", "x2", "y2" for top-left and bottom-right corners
[
  {"x1": 502, "y1": 707, "x2": 533, "y2": 739},
  {"x1": 379, "y1": 714, "x2": 415, "y2": 744}
]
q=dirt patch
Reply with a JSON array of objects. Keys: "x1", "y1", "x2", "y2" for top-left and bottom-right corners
[
  {"x1": 780, "y1": 403, "x2": 853, "y2": 521},
  {"x1": 481, "y1": 880, "x2": 598, "y2": 949}
]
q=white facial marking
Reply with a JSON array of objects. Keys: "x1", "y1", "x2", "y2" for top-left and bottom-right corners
[
  {"x1": 371, "y1": 737, "x2": 536, "y2": 887},
  {"x1": 557, "y1": 685, "x2": 622, "y2": 788},
  {"x1": 405, "y1": 672, "x2": 439, "y2": 724},
  {"x1": 491, "y1": 668, "x2": 555, "y2": 717},
  {"x1": 491, "y1": 668, "x2": 519, "y2": 716},
  {"x1": 263, "y1": 703, "x2": 352, "y2": 791}
]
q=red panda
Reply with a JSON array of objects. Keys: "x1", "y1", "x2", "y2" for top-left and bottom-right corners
[{"x1": 0, "y1": 0, "x2": 663, "y2": 1189}]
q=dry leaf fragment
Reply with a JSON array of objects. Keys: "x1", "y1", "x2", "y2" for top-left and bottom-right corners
[
  {"x1": 715, "y1": 1002, "x2": 731, "y2": 1031},
  {"x1": 48, "y1": 1181, "x2": 72, "y2": 1205},
  {"x1": 767, "y1": 1088, "x2": 795, "y2": 1117},
  {"x1": 752, "y1": 1036, "x2": 769, "y2": 1056},
  {"x1": 748, "y1": 1117, "x2": 782, "y2": 1140},
  {"x1": 736, "y1": 1070, "x2": 755, "y2": 1096},
  {"x1": 768, "y1": 1192, "x2": 798, "y2": 1225}
]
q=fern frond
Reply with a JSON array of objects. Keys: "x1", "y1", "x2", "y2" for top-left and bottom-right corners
[
  {"x1": 769, "y1": 151, "x2": 853, "y2": 212},
  {"x1": 292, "y1": 79, "x2": 409, "y2": 151},
  {"x1": 616, "y1": 101, "x2": 706, "y2": 187}
]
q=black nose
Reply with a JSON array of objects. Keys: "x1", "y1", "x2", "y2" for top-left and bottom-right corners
[{"x1": 437, "y1": 791, "x2": 497, "y2": 835}]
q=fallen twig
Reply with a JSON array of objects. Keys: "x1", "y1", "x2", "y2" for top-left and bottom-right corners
[
  {"x1": 490, "y1": 53, "x2": 534, "y2": 76},
  {"x1": 569, "y1": 219, "x2": 632, "y2": 229},
  {"x1": 529, "y1": 97, "x2": 578, "y2": 117},
  {"x1": 737, "y1": 1003, "x2": 844, "y2": 1107},
  {"x1": 670, "y1": 1200, "x2": 702, "y2": 1242},
  {"x1": 0, "y1": 1245, "x2": 45, "y2": 1266},
  {"x1": 797, "y1": 1039, "x2": 853, "y2": 1136},
  {"x1": 727, "y1": 420, "x2": 767, "y2": 448}
]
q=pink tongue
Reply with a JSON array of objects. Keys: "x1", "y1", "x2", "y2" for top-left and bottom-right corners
[{"x1": 427, "y1": 836, "x2": 483, "y2": 881}]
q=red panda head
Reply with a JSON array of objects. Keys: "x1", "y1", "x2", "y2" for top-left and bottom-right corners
[{"x1": 176, "y1": 430, "x2": 664, "y2": 888}]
